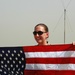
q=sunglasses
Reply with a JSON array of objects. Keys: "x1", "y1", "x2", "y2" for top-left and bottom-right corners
[{"x1": 33, "y1": 31, "x2": 46, "y2": 35}]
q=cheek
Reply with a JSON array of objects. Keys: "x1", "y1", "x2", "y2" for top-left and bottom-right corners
[
  {"x1": 42, "y1": 34, "x2": 48, "y2": 39},
  {"x1": 34, "y1": 36, "x2": 36, "y2": 39},
  {"x1": 40, "y1": 35, "x2": 45, "y2": 39}
]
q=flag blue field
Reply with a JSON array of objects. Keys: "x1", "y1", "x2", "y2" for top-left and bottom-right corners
[{"x1": 0, "y1": 47, "x2": 25, "y2": 75}]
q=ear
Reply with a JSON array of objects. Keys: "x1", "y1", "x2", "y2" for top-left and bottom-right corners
[{"x1": 46, "y1": 32, "x2": 49, "y2": 38}]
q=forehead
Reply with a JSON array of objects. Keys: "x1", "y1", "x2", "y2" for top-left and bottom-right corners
[{"x1": 35, "y1": 26, "x2": 45, "y2": 31}]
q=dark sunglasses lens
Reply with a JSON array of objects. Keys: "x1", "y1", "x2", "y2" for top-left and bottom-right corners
[
  {"x1": 33, "y1": 31, "x2": 43, "y2": 35},
  {"x1": 33, "y1": 31, "x2": 37, "y2": 35},
  {"x1": 38, "y1": 31, "x2": 43, "y2": 35}
]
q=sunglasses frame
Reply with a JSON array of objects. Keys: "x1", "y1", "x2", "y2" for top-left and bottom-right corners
[{"x1": 33, "y1": 31, "x2": 46, "y2": 35}]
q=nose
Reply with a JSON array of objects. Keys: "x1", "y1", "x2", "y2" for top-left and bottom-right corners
[{"x1": 35, "y1": 33, "x2": 39, "y2": 37}]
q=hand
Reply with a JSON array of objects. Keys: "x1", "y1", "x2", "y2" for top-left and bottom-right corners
[{"x1": 72, "y1": 42, "x2": 75, "y2": 45}]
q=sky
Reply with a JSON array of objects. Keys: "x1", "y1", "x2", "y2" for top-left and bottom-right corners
[{"x1": 0, "y1": 0, "x2": 75, "y2": 47}]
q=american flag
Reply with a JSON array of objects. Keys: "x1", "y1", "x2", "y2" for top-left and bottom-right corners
[
  {"x1": 24, "y1": 44, "x2": 75, "y2": 75},
  {"x1": 0, "y1": 44, "x2": 75, "y2": 75},
  {"x1": 0, "y1": 47, "x2": 26, "y2": 75}
]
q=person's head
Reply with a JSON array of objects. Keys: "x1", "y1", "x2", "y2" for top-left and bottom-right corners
[{"x1": 33, "y1": 23, "x2": 49, "y2": 45}]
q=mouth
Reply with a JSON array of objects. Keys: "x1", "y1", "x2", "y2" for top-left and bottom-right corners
[
  {"x1": 36, "y1": 37, "x2": 41, "y2": 40},
  {"x1": 35, "y1": 37, "x2": 42, "y2": 43}
]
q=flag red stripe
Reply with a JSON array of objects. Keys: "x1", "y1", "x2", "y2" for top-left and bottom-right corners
[
  {"x1": 24, "y1": 44, "x2": 75, "y2": 75},
  {"x1": 23, "y1": 44, "x2": 75, "y2": 52},
  {"x1": 24, "y1": 70, "x2": 75, "y2": 75},
  {"x1": 26, "y1": 57, "x2": 75, "y2": 64}
]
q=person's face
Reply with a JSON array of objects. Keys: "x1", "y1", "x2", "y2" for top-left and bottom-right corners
[{"x1": 33, "y1": 26, "x2": 49, "y2": 44}]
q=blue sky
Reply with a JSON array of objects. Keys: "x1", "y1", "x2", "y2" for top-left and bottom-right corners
[{"x1": 0, "y1": 0, "x2": 75, "y2": 46}]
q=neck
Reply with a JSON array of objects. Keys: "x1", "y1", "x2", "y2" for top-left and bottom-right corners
[{"x1": 38, "y1": 41, "x2": 48, "y2": 46}]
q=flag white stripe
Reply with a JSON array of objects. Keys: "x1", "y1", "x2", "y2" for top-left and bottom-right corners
[
  {"x1": 25, "y1": 51, "x2": 75, "y2": 58},
  {"x1": 26, "y1": 64, "x2": 75, "y2": 70}
]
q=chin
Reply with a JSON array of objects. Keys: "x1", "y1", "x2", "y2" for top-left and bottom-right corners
[{"x1": 37, "y1": 40, "x2": 42, "y2": 44}]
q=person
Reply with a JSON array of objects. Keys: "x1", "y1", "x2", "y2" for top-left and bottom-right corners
[
  {"x1": 33, "y1": 23, "x2": 49, "y2": 45},
  {"x1": 33, "y1": 23, "x2": 75, "y2": 46}
]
